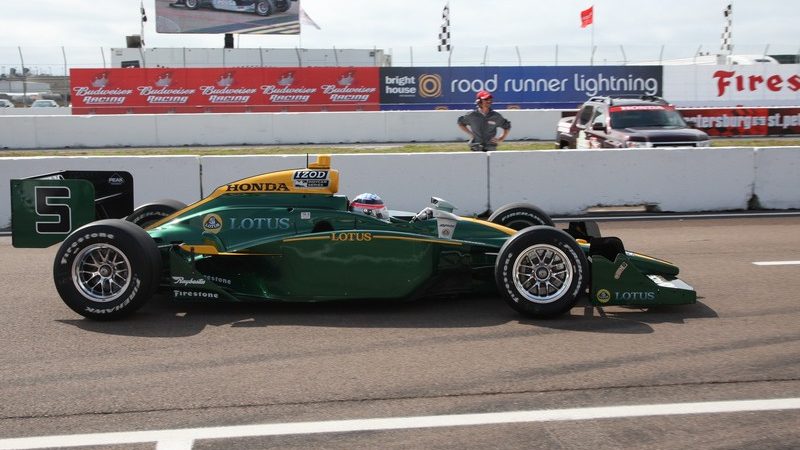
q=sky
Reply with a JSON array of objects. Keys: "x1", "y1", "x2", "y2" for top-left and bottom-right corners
[{"x1": 2, "y1": 0, "x2": 797, "y2": 72}]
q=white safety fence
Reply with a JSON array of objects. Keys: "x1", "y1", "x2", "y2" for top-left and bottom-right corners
[{"x1": 1, "y1": 147, "x2": 799, "y2": 230}]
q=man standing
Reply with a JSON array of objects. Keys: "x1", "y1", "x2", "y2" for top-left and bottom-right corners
[{"x1": 457, "y1": 90, "x2": 511, "y2": 151}]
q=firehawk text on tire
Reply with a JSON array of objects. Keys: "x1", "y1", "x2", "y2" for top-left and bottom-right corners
[
  {"x1": 495, "y1": 226, "x2": 588, "y2": 318},
  {"x1": 53, "y1": 219, "x2": 162, "y2": 320},
  {"x1": 489, "y1": 203, "x2": 554, "y2": 230}
]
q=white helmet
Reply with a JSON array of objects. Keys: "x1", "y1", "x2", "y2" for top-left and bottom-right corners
[{"x1": 350, "y1": 193, "x2": 389, "y2": 220}]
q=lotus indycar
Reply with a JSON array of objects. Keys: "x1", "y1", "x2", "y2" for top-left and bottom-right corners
[
  {"x1": 13, "y1": 155, "x2": 696, "y2": 320},
  {"x1": 170, "y1": 0, "x2": 292, "y2": 16}
]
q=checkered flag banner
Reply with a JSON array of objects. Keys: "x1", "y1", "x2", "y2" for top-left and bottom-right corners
[
  {"x1": 437, "y1": 2, "x2": 451, "y2": 52},
  {"x1": 720, "y1": 4, "x2": 733, "y2": 55}
]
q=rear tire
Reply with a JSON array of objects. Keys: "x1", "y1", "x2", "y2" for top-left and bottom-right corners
[
  {"x1": 489, "y1": 203, "x2": 554, "y2": 230},
  {"x1": 125, "y1": 199, "x2": 186, "y2": 228},
  {"x1": 185, "y1": 0, "x2": 199, "y2": 10},
  {"x1": 495, "y1": 226, "x2": 588, "y2": 318},
  {"x1": 53, "y1": 220, "x2": 162, "y2": 320}
]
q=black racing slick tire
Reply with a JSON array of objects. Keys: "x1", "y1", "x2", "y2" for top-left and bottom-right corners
[
  {"x1": 255, "y1": 1, "x2": 273, "y2": 16},
  {"x1": 272, "y1": 0, "x2": 291, "y2": 13},
  {"x1": 184, "y1": 0, "x2": 199, "y2": 10},
  {"x1": 489, "y1": 203, "x2": 554, "y2": 230},
  {"x1": 53, "y1": 219, "x2": 162, "y2": 320},
  {"x1": 125, "y1": 199, "x2": 186, "y2": 228},
  {"x1": 495, "y1": 226, "x2": 588, "y2": 319}
]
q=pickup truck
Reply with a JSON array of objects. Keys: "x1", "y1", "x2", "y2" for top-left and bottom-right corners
[{"x1": 556, "y1": 96, "x2": 711, "y2": 149}]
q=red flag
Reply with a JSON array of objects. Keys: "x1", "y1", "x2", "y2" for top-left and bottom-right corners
[{"x1": 580, "y1": 6, "x2": 594, "y2": 28}]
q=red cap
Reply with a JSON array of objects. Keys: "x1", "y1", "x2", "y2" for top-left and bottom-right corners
[{"x1": 476, "y1": 90, "x2": 493, "y2": 100}]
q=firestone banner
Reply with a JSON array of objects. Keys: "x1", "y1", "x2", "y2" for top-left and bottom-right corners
[{"x1": 70, "y1": 67, "x2": 380, "y2": 114}]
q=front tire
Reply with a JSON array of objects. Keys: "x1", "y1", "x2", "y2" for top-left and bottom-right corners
[
  {"x1": 255, "y1": 1, "x2": 273, "y2": 16},
  {"x1": 184, "y1": 0, "x2": 199, "y2": 10},
  {"x1": 489, "y1": 203, "x2": 554, "y2": 230},
  {"x1": 495, "y1": 226, "x2": 588, "y2": 318},
  {"x1": 53, "y1": 220, "x2": 162, "y2": 320}
]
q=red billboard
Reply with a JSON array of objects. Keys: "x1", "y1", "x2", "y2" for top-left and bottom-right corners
[
  {"x1": 70, "y1": 67, "x2": 380, "y2": 114},
  {"x1": 681, "y1": 107, "x2": 800, "y2": 137}
]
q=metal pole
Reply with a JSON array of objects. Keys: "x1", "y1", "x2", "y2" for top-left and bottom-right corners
[
  {"x1": 100, "y1": 47, "x2": 106, "y2": 69},
  {"x1": 693, "y1": 45, "x2": 702, "y2": 64},
  {"x1": 61, "y1": 46, "x2": 67, "y2": 77},
  {"x1": 659, "y1": 45, "x2": 665, "y2": 65},
  {"x1": 18, "y1": 46, "x2": 27, "y2": 107},
  {"x1": 555, "y1": 44, "x2": 558, "y2": 66},
  {"x1": 515, "y1": 46, "x2": 521, "y2": 66},
  {"x1": 410, "y1": 46, "x2": 413, "y2": 67},
  {"x1": 482, "y1": 45, "x2": 488, "y2": 66},
  {"x1": 333, "y1": 45, "x2": 339, "y2": 66},
  {"x1": 620, "y1": 45, "x2": 627, "y2": 65}
]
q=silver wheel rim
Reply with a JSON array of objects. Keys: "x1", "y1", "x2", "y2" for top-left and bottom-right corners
[
  {"x1": 72, "y1": 244, "x2": 132, "y2": 303},
  {"x1": 186, "y1": 0, "x2": 198, "y2": 8},
  {"x1": 512, "y1": 244, "x2": 573, "y2": 304},
  {"x1": 257, "y1": 2, "x2": 269, "y2": 14}
]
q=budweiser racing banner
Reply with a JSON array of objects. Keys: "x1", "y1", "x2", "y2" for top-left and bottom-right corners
[{"x1": 70, "y1": 67, "x2": 380, "y2": 114}]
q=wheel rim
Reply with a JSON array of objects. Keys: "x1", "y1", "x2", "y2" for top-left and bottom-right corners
[
  {"x1": 256, "y1": 2, "x2": 269, "y2": 14},
  {"x1": 72, "y1": 244, "x2": 132, "y2": 303},
  {"x1": 512, "y1": 244, "x2": 573, "y2": 304},
  {"x1": 186, "y1": 0, "x2": 198, "y2": 8}
]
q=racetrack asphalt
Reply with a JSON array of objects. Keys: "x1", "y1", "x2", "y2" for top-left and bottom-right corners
[{"x1": 0, "y1": 216, "x2": 798, "y2": 449}]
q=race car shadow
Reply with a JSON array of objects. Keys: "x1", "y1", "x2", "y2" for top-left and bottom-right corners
[
  {"x1": 60, "y1": 294, "x2": 717, "y2": 338},
  {"x1": 526, "y1": 299, "x2": 718, "y2": 334},
  {"x1": 60, "y1": 294, "x2": 518, "y2": 337}
]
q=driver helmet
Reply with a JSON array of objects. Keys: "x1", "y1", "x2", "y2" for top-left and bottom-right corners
[{"x1": 350, "y1": 193, "x2": 389, "y2": 220}]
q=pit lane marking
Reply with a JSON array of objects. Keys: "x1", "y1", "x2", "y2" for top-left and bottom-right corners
[
  {"x1": 1, "y1": 398, "x2": 799, "y2": 450},
  {"x1": 752, "y1": 260, "x2": 800, "y2": 266}
]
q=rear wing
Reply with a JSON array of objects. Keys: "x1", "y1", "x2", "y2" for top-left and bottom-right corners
[{"x1": 10, "y1": 171, "x2": 133, "y2": 248}]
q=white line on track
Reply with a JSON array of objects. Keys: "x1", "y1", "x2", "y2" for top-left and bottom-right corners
[
  {"x1": 753, "y1": 260, "x2": 800, "y2": 266},
  {"x1": 1, "y1": 398, "x2": 799, "y2": 450}
]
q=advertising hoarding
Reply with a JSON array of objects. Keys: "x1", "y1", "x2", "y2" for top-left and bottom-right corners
[
  {"x1": 70, "y1": 67, "x2": 380, "y2": 114},
  {"x1": 681, "y1": 107, "x2": 800, "y2": 137},
  {"x1": 664, "y1": 65, "x2": 800, "y2": 107},
  {"x1": 379, "y1": 66, "x2": 663, "y2": 110}
]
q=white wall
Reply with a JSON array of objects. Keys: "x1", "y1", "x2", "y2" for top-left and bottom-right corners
[
  {"x1": 0, "y1": 110, "x2": 563, "y2": 149},
  {"x1": 2, "y1": 148, "x2": 799, "y2": 230}
]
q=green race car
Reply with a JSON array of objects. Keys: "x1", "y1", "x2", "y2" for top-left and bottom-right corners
[{"x1": 14, "y1": 155, "x2": 696, "y2": 320}]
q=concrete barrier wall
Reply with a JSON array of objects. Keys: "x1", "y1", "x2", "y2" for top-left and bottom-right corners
[
  {"x1": 754, "y1": 147, "x2": 800, "y2": 209},
  {"x1": 1, "y1": 148, "x2": 798, "y2": 230},
  {"x1": 0, "y1": 110, "x2": 563, "y2": 149},
  {"x1": 489, "y1": 147, "x2": 757, "y2": 215}
]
